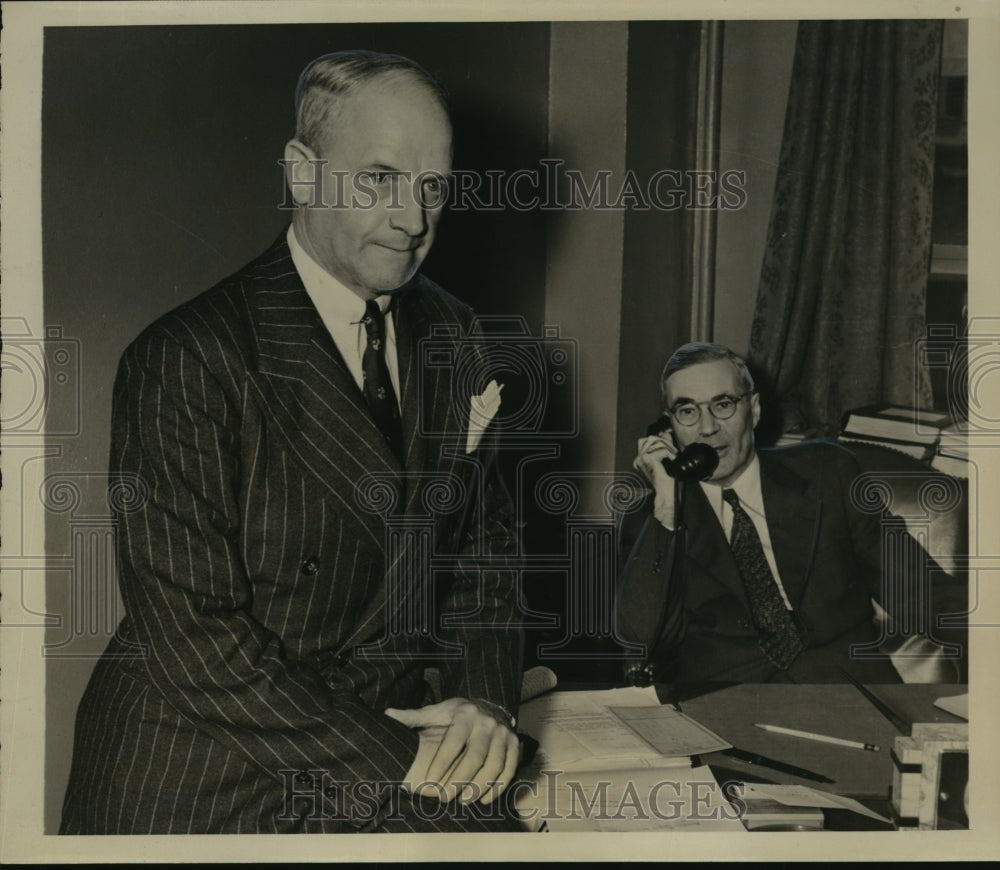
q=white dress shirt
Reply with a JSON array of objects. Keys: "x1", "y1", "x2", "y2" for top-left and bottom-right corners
[
  {"x1": 700, "y1": 455, "x2": 793, "y2": 609},
  {"x1": 287, "y1": 225, "x2": 401, "y2": 406}
]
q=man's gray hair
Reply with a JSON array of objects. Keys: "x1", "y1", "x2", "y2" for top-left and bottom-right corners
[
  {"x1": 660, "y1": 342, "x2": 756, "y2": 396},
  {"x1": 294, "y1": 50, "x2": 451, "y2": 150}
]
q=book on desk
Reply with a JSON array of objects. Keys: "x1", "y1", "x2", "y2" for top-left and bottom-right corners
[{"x1": 738, "y1": 797, "x2": 825, "y2": 831}]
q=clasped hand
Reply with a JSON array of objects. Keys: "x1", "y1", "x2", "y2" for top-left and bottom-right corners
[{"x1": 385, "y1": 697, "x2": 520, "y2": 806}]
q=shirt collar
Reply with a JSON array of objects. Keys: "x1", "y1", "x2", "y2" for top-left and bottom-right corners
[
  {"x1": 700, "y1": 452, "x2": 763, "y2": 515},
  {"x1": 287, "y1": 224, "x2": 391, "y2": 322}
]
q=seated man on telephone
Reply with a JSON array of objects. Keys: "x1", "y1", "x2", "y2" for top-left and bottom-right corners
[{"x1": 615, "y1": 342, "x2": 967, "y2": 687}]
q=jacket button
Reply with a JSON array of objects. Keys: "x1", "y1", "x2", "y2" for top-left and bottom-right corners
[
  {"x1": 336, "y1": 650, "x2": 350, "y2": 667},
  {"x1": 301, "y1": 557, "x2": 320, "y2": 575}
]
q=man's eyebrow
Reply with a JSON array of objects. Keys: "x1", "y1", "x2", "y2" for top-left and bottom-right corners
[
  {"x1": 669, "y1": 392, "x2": 737, "y2": 405},
  {"x1": 360, "y1": 163, "x2": 449, "y2": 174}
]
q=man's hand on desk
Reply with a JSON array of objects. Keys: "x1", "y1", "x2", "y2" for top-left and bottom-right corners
[{"x1": 386, "y1": 698, "x2": 520, "y2": 806}]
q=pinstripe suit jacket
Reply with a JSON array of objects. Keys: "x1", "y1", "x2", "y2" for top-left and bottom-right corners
[{"x1": 60, "y1": 234, "x2": 524, "y2": 834}]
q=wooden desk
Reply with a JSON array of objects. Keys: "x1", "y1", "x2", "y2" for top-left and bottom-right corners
[{"x1": 677, "y1": 682, "x2": 967, "y2": 826}]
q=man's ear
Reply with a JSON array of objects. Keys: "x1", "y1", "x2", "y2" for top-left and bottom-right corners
[
  {"x1": 750, "y1": 391, "x2": 762, "y2": 429},
  {"x1": 283, "y1": 138, "x2": 323, "y2": 207}
]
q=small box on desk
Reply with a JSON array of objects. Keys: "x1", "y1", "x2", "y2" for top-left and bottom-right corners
[{"x1": 891, "y1": 723, "x2": 968, "y2": 830}]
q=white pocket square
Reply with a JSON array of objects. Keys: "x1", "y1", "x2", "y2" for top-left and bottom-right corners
[{"x1": 466, "y1": 380, "x2": 503, "y2": 454}]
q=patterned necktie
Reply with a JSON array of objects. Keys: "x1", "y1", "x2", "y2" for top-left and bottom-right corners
[
  {"x1": 722, "y1": 488, "x2": 804, "y2": 669},
  {"x1": 361, "y1": 298, "x2": 404, "y2": 463}
]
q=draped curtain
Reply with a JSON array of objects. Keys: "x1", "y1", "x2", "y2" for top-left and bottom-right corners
[{"x1": 748, "y1": 20, "x2": 943, "y2": 436}]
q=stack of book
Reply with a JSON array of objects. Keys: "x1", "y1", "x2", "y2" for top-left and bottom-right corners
[
  {"x1": 932, "y1": 422, "x2": 970, "y2": 478},
  {"x1": 839, "y1": 404, "x2": 953, "y2": 462}
]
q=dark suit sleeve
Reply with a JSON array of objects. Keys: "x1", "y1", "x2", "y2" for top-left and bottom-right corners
[
  {"x1": 614, "y1": 497, "x2": 689, "y2": 676},
  {"x1": 112, "y1": 326, "x2": 418, "y2": 823}
]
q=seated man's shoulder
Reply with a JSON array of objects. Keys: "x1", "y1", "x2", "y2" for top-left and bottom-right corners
[
  {"x1": 761, "y1": 437, "x2": 854, "y2": 462},
  {"x1": 760, "y1": 438, "x2": 861, "y2": 479}
]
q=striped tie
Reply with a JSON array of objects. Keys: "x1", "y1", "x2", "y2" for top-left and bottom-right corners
[{"x1": 361, "y1": 298, "x2": 404, "y2": 463}]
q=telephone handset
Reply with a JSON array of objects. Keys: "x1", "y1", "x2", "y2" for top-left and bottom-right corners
[{"x1": 646, "y1": 416, "x2": 719, "y2": 483}]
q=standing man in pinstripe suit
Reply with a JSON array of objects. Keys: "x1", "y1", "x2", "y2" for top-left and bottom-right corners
[{"x1": 60, "y1": 51, "x2": 526, "y2": 834}]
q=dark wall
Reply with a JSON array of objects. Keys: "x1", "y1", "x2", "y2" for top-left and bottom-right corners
[{"x1": 616, "y1": 21, "x2": 701, "y2": 473}]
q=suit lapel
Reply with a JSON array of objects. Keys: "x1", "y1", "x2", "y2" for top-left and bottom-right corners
[
  {"x1": 245, "y1": 238, "x2": 404, "y2": 551},
  {"x1": 394, "y1": 283, "x2": 467, "y2": 514},
  {"x1": 340, "y1": 282, "x2": 474, "y2": 653},
  {"x1": 244, "y1": 247, "x2": 477, "y2": 650},
  {"x1": 758, "y1": 449, "x2": 821, "y2": 610},
  {"x1": 684, "y1": 482, "x2": 751, "y2": 611},
  {"x1": 686, "y1": 453, "x2": 822, "y2": 613},
  {"x1": 394, "y1": 290, "x2": 430, "y2": 485}
]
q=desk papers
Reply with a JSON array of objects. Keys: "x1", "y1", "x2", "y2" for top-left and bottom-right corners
[
  {"x1": 609, "y1": 705, "x2": 731, "y2": 756},
  {"x1": 518, "y1": 687, "x2": 730, "y2": 768},
  {"x1": 515, "y1": 688, "x2": 744, "y2": 831},
  {"x1": 516, "y1": 764, "x2": 746, "y2": 832},
  {"x1": 517, "y1": 686, "x2": 671, "y2": 767}
]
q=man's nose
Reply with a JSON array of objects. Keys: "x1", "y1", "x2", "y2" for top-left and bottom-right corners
[
  {"x1": 697, "y1": 409, "x2": 720, "y2": 437},
  {"x1": 388, "y1": 180, "x2": 428, "y2": 237}
]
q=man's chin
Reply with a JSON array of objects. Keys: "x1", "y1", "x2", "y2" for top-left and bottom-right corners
[
  {"x1": 710, "y1": 457, "x2": 754, "y2": 489},
  {"x1": 369, "y1": 266, "x2": 421, "y2": 295},
  {"x1": 705, "y1": 457, "x2": 734, "y2": 484}
]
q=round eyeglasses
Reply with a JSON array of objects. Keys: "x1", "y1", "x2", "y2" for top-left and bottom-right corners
[{"x1": 667, "y1": 391, "x2": 752, "y2": 427}]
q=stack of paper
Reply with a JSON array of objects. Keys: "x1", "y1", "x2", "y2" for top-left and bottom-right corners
[{"x1": 514, "y1": 688, "x2": 744, "y2": 832}]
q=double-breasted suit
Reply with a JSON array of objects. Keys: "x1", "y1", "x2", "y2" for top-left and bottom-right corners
[
  {"x1": 60, "y1": 234, "x2": 523, "y2": 833},
  {"x1": 615, "y1": 441, "x2": 967, "y2": 685}
]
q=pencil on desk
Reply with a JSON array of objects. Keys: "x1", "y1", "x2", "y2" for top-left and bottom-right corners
[{"x1": 755, "y1": 723, "x2": 879, "y2": 752}]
